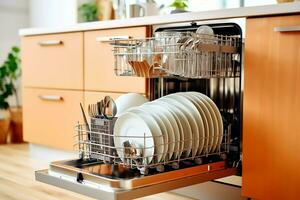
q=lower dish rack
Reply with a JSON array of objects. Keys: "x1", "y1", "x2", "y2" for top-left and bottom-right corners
[
  {"x1": 35, "y1": 115, "x2": 237, "y2": 199},
  {"x1": 34, "y1": 87, "x2": 240, "y2": 199},
  {"x1": 75, "y1": 117, "x2": 232, "y2": 175}
]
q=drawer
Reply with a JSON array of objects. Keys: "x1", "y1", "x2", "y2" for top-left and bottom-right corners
[
  {"x1": 84, "y1": 27, "x2": 149, "y2": 93},
  {"x1": 23, "y1": 88, "x2": 84, "y2": 150},
  {"x1": 22, "y1": 32, "x2": 83, "y2": 90}
]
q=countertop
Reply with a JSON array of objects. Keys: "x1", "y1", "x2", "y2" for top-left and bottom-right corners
[{"x1": 19, "y1": 2, "x2": 300, "y2": 36}]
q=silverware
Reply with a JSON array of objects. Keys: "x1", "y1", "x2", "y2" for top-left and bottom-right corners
[
  {"x1": 97, "y1": 101, "x2": 102, "y2": 116},
  {"x1": 88, "y1": 104, "x2": 99, "y2": 118},
  {"x1": 88, "y1": 96, "x2": 117, "y2": 119},
  {"x1": 103, "y1": 96, "x2": 117, "y2": 119}
]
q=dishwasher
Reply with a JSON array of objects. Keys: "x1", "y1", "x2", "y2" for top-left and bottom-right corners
[{"x1": 35, "y1": 19, "x2": 244, "y2": 200}]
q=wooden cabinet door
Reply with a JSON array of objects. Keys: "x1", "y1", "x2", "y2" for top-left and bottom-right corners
[
  {"x1": 243, "y1": 15, "x2": 300, "y2": 200},
  {"x1": 22, "y1": 32, "x2": 83, "y2": 90},
  {"x1": 23, "y1": 88, "x2": 84, "y2": 151},
  {"x1": 84, "y1": 27, "x2": 150, "y2": 93}
]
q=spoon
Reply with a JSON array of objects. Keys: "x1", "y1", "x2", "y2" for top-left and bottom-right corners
[{"x1": 102, "y1": 96, "x2": 117, "y2": 119}]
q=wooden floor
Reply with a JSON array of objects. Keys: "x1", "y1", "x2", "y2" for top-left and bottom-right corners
[{"x1": 0, "y1": 144, "x2": 194, "y2": 200}]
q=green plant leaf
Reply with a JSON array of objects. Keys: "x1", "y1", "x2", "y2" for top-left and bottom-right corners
[
  {"x1": 12, "y1": 46, "x2": 20, "y2": 53},
  {"x1": 8, "y1": 60, "x2": 17, "y2": 72},
  {"x1": 78, "y1": 2, "x2": 99, "y2": 22},
  {"x1": 0, "y1": 46, "x2": 21, "y2": 108},
  {"x1": 8, "y1": 53, "x2": 15, "y2": 61},
  {"x1": 169, "y1": 0, "x2": 188, "y2": 10},
  {"x1": 0, "y1": 99, "x2": 9, "y2": 109},
  {"x1": 0, "y1": 67, "x2": 7, "y2": 78}
]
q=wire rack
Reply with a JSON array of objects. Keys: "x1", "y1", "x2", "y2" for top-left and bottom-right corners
[
  {"x1": 74, "y1": 118, "x2": 231, "y2": 174},
  {"x1": 112, "y1": 32, "x2": 241, "y2": 79}
]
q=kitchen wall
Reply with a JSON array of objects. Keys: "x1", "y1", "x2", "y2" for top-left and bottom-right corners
[
  {"x1": 0, "y1": 0, "x2": 29, "y2": 106},
  {"x1": 153, "y1": 0, "x2": 276, "y2": 14},
  {"x1": 29, "y1": 0, "x2": 77, "y2": 27},
  {"x1": 0, "y1": 0, "x2": 29, "y2": 63}
]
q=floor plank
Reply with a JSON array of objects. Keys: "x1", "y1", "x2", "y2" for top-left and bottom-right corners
[{"x1": 0, "y1": 144, "x2": 194, "y2": 200}]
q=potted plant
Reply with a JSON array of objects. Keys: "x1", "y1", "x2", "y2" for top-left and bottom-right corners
[
  {"x1": 0, "y1": 46, "x2": 21, "y2": 143},
  {"x1": 78, "y1": 1, "x2": 99, "y2": 22},
  {"x1": 169, "y1": 0, "x2": 188, "y2": 14}
]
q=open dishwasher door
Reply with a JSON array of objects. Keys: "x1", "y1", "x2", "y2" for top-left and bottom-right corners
[{"x1": 36, "y1": 159, "x2": 236, "y2": 200}]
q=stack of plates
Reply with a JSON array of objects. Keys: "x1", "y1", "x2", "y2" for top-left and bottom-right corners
[{"x1": 113, "y1": 92, "x2": 223, "y2": 164}]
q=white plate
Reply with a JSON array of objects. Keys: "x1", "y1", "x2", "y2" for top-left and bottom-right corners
[
  {"x1": 164, "y1": 94, "x2": 204, "y2": 157},
  {"x1": 179, "y1": 92, "x2": 208, "y2": 155},
  {"x1": 158, "y1": 97, "x2": 193, "y2": 158},
  {"x1": 147, "y1": 101, "x2": 182, "y2": 159},
  {"x1": 115, "y1": 93, "x2": 149, "y2": 117},
  {"x1": 143, "y1": 103, "x2": 175, "y2": 160},
  {"x1": 133, "y1": 105, "x2": 169, "y2": 161},
  {"x1": 114, "y1": 112, "x2": 155, "y2": 164},
  {"x1": 127, "y1": 108, "x2": 165, "y2": 163},
  {"x1": 189, "y1": 92, "x2": 218, "y2": 153},
  {"x1": 186, "y1": 93, "x2": 215, "y2": 154},
  {"x1": 190, "y1": 92, "x2": 222, "y2": 153},
  {"x1": 198, "y1": 93, "x2": 223, "y2": 152}
]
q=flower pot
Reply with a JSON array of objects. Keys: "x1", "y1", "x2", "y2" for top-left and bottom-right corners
[
  {"x1": 170, "y1": 9, "x2": 188, "y2": 14},
  {"x1": 0, "y1": 109, "x2": 11, "y2": 144},
  {"x1": 277, "y1": 0, "x2": 294, "y2": 3},
  {"x1": 9, "y1": 107, "x2": 23, "y2": 143}
]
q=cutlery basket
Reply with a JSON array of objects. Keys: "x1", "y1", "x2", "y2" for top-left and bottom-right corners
[
  {"x1": 112, "y1": 32, "x2": 241, "y2": 78},
  {"x1": 88, "y1": 117, "x2": 118, "y2": 162}
]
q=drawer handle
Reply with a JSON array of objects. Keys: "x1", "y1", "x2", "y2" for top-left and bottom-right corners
[
  {"x1": 38, "y1": 95, "x2": 63, "y2": 101},
  {"x1": 274, "y1": 26, "x2": 300, "y2": 32},
  {"x1": 96, "y1": 36, "x2": 132, "y2": 42},
  {"x1": 38, "y1": 40, "x2": 63, "y2": 46}
]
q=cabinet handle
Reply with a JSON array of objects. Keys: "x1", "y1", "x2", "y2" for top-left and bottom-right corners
[
  {"x1": 96, "y1": 36, "x2": 132, "y2": 42},
  {"x1": 39, "y1": 95, "x2": 63, "y2": 101},
  {"x1": 274, "y1": 26, "x2": 300, "y2": 32},
  {"x1": 38, "y1": 40, "x2": 63, "y2": 46}
]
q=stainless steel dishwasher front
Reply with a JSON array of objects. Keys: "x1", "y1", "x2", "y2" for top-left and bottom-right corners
[{"x1": 36, "y1": 167, "x2": 236, "y2": 200}]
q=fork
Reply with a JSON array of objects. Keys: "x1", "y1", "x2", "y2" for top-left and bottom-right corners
[{"x1": 88, "y1": 104, "x2": 99, "y2": 118}]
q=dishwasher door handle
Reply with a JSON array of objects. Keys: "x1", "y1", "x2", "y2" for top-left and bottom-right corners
[{"x1": 96, "y1": 36, "x2": 132, "y2": 42}]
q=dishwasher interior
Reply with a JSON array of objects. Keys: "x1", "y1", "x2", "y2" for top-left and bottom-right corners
[{"x1": 35, "y1": 21, "x2": 243, "y2": 200}]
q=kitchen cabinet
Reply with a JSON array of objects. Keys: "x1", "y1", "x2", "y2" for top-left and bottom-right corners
[
  {"x1": 22, "y1": 32, "x2": 84, "y2": 90},
  {"x1": 84, "y1": 27, "x2": 149, "y2": 93},
  {"x1": 23, "y1": 88, "x2": 83, "y2": 150},
  {"x1": 243, "y1": 15, "x2": 300, "y2": 200},
  {"x1": 21, "y1": 27, "x2": 149, "y2": 150}
]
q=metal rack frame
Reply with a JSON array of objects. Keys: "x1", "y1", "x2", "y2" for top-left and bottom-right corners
[
  {"x1": 74, "y1": 120, "x2": 231, "y2": 174},
  {"x1": 112, "y1": 32, "x2": 241, "y2": 79}
]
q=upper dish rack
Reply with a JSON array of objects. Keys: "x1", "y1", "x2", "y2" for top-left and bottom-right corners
[{"x1": 112, "y1": 32, "x2": 241, "y2": 78}]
